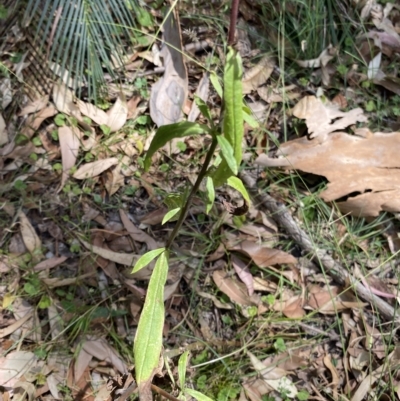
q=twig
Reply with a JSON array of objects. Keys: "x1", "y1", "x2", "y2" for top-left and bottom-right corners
[
  {"x1": 228, "y1": 0, "x2": 240, "y2": 46},
  {"x1": 239, "y1": 171, "x2": 400, "y2": 322},
  {"x1": 151, "y1": 385, "x2": 181, "y2": 401},
  {"x1": 165, "y1": 138, "x2": 217, "y2": 249}
]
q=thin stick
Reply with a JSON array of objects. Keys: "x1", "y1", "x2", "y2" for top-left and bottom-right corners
[
  {"x1": 240, "y1": 171, "x2": 400, "y2": 322},
  {"x1": 151, "y1": 385, "x2": 180, "y2": 401},
  {"x1": 165, "y1": 139, "x2": 218, "y2": 249},
  {"x1": 228, "y1": 0, "x2": 240, "y2": 46}
]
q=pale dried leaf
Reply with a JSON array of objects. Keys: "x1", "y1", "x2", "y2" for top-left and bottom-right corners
[
  {"x1": 0, "y1": 313, "x2": 33, "y2": 339},
  {"x1": 33, "y1": 256, "x2": 68, "y2": 271},
  {"x1": 107, "y1": 94, "x2": 128, "y2": 132},
  {"x1": 242, "y1": 56, "x2": 275, "y2": 94},
  {"x1": 0, "y1": 113, "x2": 7, "y2": 146},
  {"x1": 231, "y1": 254, "x2": 254, "y2": 296},
  {"x1": 257, "y1": 85, "x2": 300, "y2": 104},
  {"x1": 20, "y1": 105, "x2": 57, "y2": 139},
  {"x1": 292, "y1": 95, "x2": 367, "y2": 142},
  {"x1": 18, "y1": 96, "x2": 49, "y2": 116},
  {"x1": 74, "y1": 348, "x2": 92, "y2": 383},
  {"x1": 0, "y1": 352, "x2": 37, "y2": 388},
  {"x1": 19, "y1": 211, "x2": 41, "y2": 253},
  {"x1": 150, "y1": 9, "x2": 188, "y2": 127},
  {"x1": 79, "y1": 238, "x2": 138, "y2": 266},
  {"x1": 104, "y1": 164, "x2": 124, "y2": 196},
  {"x1": 119, "y1": 210, "x2": 158, "y2": 250},
  {"x1": 73, "y1": 157, "x2": 119, "y2": 179},
  {"x1": 127, "y1": 95, "x2": 141, "y2": 120},
  {"x1": 212, "y1": 270, "x2": 254, "y2": 306},
  {"x1": 58, "y1": 126, "x2": 80, "y2": 191},
  {"x1": 77, "y1": 100, "x2": 109, "y2": 126},
  {"x1": 82, "y1": 338, "x2": 127, "y2": 374},
  {"x1": 295, "y1": 44, "x2": 338, "y2": 68},
  {"x1": 188, "y1": 73, "x2": 210, "y2": 122},
  {"x1": 52, "y1": 83, "x2": 81, "y2": 118},
  {"x1": 282, "y1": 297, "x2": 305, "y2": 318}
]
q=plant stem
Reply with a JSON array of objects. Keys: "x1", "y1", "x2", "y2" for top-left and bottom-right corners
[
  {"x1": 228, "y1": 0, "x2": 240, "y2": 46},
  {"x1": 165, "y1": 138, "x2": 218, "y2": 249}
]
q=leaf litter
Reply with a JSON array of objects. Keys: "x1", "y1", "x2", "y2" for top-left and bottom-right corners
[{"x1": 2, "y1": 2, "x2": 400, "y2": 401}]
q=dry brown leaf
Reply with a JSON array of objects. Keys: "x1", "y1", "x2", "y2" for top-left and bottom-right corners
[
  {"x1": 212, "y1": 270, "x2": 255, "y2": 306},
  {"x1": 58, "y1": 126, "x2": 80, "y2": 191},
  {"x1": 0, "y1": 113, "x2": 8, "y2": 146},
  {"x1": 257, "y1": 84, "x2": 300, "y2": 104},
  {"x1": 73, "y1": 157, "x2": 119, "y2": 179},
  {"x1": 242, "y1": 55, "x2": 275, "y2": 94},
  {"x1": 19, "y1": 211, "x2": 41, "y2": 254},
  {"x1": 307, "y1": 289, "x2": 367, "y2": 314},
  {"x1": 119, "y1": 209, "x2": 158, "y2": 250},
  {"x1": 247, "y1": 352, "x2": 298, "y2": 398},
  {"x1": 104, "y1": 164, "x2": 124, "y2": 196},
  {"x1": 33, "y1": 256, "x2": 68, "y2": 272},
  {"x1": 292, "y1": 95, "x2": 367, "y2": 142},
  {"x1": 150, "y1": 8, "x2": 188, "y2": 127},
  {"x1": 18, "y1": 96, "x2": 49, "y2": 116},
  {"x1": 20, "y1": 105, "x2": 57, "y2": 139},
  {"x1": 127, "y1": 95, "x2": 141, "y2": 120},
  {"x1": 230, "y1": 240, "x2": 297, "y2": 266},
  {"x1": 107, "y1": 94, "x2": 128, "y2": 132},
  {"x1": 77, "y1": 99, "x2": 109, "y2": 126},
  {"x1": 231, "y1": 254, "x2": 254, "y2": 296},
  {"x1": 79, "y1": 238, "x2": 138, "y2": 266},
  {"x1": 282, "y1": 297, "x2": 305, "y2": 318},
  {"x1": 256, "y1": 125, "x2": 400, "y2": 216}
]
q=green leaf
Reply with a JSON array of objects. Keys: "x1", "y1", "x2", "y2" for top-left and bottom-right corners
[
  {"x1": 243, "y1": 107, "x2": 259, "y2": 128},
  {"x1": 185, "y1": 388, "x2": 215, "y2": 401},
  {"x1": 134, "y1": 251, "x2": 169, "y2": 385},
  {"x1": 137, "y1": 8, "x2": 153, "y2": 27},
  {"x1": 194, "y1": 96, "x2": 212, "y2": 123},
  {"x1": 211, "y1": 47, "x2": 243, "y2": 187},
  {"x1": 162, "y1": 208, "x2": 180, "y2": 225},
  {"x1": 205, "y1": 177, "x2": 215, "y2": 215},
  {"x1": 132, "y1": 248, "x2": 166, "y2": 274},
  {"x1": 144, "y1": 122, "x2": 211, "y2": 171},
  {"x1": 210, "y1": 72, "x2": 223, "y2": 98},
  {"x1": 227, "y1": 176, "x2": 250, "y2": 203},
  {"x1": 178, "y1": 351, "x2": 189, "y2": 390},
  {"x1": 224, "y1": 47, "x2": 243, "y2": 165},
  {"x1": 216, "y1": 135, "x2": 238, "y2": 175}
]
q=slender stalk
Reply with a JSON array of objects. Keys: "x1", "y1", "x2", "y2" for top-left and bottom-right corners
[
  {"x1": 165, "y1": 138, "x2": 218, "y2": 249},
  {"x1": 228, "y1": 0, "x2": 240, "y2": 46}
]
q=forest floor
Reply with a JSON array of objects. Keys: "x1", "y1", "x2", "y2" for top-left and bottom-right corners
[{"x1": 2, "y1": 1, "x2": 400, "y2": 401}]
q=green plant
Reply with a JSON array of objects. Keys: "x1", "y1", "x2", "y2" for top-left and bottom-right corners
[{"x1": 131, "y1": 7, "x2": 251, "y2": 396}]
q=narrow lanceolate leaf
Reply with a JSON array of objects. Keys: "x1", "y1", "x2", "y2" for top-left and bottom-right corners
[
  {"x1": 178, "y1": 351, "x2": 189, "y2": 390},
  {"x1": 162, "y1": 208, "x2": 181, "y2": 225},
  {"x1": 205, "y1": 177, "x2": 215, "y2": 215},
  {"x1": 184, "y1": 388, "x2": 215, "y2": 401},
  {"x1": 224, "y1": 47, "x2": 244, "y2": 165},
  {"x1": 134, "y1": 251, "x2": 169, "y2": 386},
  {"x1": 227, "y1": 176, "x2": 251, "y2": 203},
  {"x1": 144, "y1": 122, "x2": 211, "y2": 171},
  {"x1": 212, "y1": 47, "x2": 243, "y2": 187},
  {"x1": 210, "y1": 72, "x2": 223, "y2": 98},
  {"x1": 216, "y1": 135, "x2": 238, "y2": 175},
  {"x1": 132, "y1": 248, "x2": 166, "y2": 274}
]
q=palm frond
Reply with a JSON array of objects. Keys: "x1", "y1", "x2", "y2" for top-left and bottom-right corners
[{"x1": 14, "y1": 0, "x2": 145, "y2": 100}]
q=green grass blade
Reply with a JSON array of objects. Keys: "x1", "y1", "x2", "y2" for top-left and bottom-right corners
[
  {"x1": 185, "y1": 388, "x2": 215, "y2": 401},
  {"x1": 134, "y1": 251, "x2": 169, "y2": 386},
  {"x1": 144, "y1": 122, "x2": 211, "y2": 171}
]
